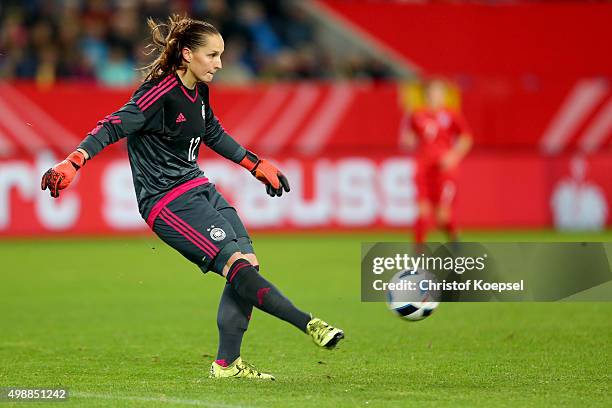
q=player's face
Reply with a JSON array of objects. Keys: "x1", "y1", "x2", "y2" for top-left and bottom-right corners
[
  {"x1": 426, "y1": 82, "x2": 445, "y2": 109},
  {"x1": 188, "y1": 34, "x2": 224, "y2": 83}
]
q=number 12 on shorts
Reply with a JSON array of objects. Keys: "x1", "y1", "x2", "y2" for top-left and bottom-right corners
[{"x1": 188, "y1": 137, "x2": 201, "y2": 161}]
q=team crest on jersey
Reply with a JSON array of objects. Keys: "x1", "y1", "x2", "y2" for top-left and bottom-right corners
[
  {"x1": 437, "y1": 112, "x2": 451, "y2": 128},
  {"x1": 207, "y1": 225, "x2": 226, "y2": 241},
  {"x1": 201, "y1": 102, "x2": 206, "y2": 122}
]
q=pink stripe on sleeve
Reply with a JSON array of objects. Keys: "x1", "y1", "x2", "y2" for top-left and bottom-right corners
[
  {"x1": 136, "y1": 75, "x2": 174, "y2": 105},
  {"x1": 139, "y1": 80, "x2": 178, "y2": 111}
]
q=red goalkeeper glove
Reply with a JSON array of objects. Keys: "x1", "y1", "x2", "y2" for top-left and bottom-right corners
[
  {"x1": 41, "y1": 150, "x2": 86, "y2": 198},
  {"x1": 239, "y1": 151, "x2": 290, "y2": 197}
]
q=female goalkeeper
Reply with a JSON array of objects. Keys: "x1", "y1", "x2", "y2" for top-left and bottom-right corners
[{"x1": 40, "y1": 15, "x2": 343, "y2": 380}]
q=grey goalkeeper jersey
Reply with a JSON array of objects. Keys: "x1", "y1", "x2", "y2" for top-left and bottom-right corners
[{"x1": 78, "y1": 73, "x2": 246, "y2": 220}]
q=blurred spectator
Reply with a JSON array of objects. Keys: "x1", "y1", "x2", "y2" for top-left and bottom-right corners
[
  {"x1": 57, "y1": 15, "x2": 95, "y2": 80},
  {"x1": 212, "y1": 37, "x2": 255, "y2": 84},
  {"x1": 342, "y1": 54, "x2": 394, "y2": 82},
  {"x1": 80, "y1": 18, "x2": 108, "y2": 70},
  {"x1": 237, "y1": 1, "x2": 281, "y2": 57},
  {"x1": 97, "y1": 45, "x2": 137, "y2": 87},
  {"x1": 0, "y1": 0, "x2": 395, "y2": 85},
  {"x1": 281, "y1": 3, "x2": 315, "y2": 48}
]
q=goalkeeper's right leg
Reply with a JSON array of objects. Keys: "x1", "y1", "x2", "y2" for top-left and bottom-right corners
[{"x1": 220, "y1": 255, "x2": 344, "y2": 349}]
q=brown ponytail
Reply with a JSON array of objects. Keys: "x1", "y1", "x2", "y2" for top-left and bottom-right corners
[{"x1": 141, "y1": 14, "x2": 219, "y2": 81}]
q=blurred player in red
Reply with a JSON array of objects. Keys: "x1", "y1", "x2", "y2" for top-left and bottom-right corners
[{"x1": 401, "y1": 79, "x2": 472, "y2": 243}]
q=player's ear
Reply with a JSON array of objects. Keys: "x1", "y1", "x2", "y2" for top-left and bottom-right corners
[{"x1": 182, "y1": 47, "x2": 192, "y2": 63}]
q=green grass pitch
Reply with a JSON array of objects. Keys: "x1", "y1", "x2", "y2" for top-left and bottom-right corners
[{"x1": 1, "y1": 231, "x2": 611, "y2": 407}]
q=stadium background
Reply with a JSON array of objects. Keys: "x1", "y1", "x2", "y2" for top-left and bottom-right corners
[
  {"x1": 1, "y1": 0, "x2": 610, "y2": 235},
  {"x1": 1, "y1": 1, "x2": 611, "y2": 407}
]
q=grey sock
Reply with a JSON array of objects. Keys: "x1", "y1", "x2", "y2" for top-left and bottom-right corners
[
  {"x1": 227, "y1": 260, "x2": 311, "y2": 332},
  {"x1": 215, "y1": 283, "x2": 253, "y2": 364}
]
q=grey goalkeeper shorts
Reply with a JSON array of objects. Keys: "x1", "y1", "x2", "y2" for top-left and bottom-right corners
[{"x1": 148, "y1": 178, "x2": 254, "y2": 274}]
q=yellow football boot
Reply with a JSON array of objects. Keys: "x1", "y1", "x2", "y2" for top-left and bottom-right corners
[
  {"x1": 306, "y1": 317, "x2": 344, "y2": 349},
  {"x1": 209, "y1": 357, "x2": 275, "y2": 380}
]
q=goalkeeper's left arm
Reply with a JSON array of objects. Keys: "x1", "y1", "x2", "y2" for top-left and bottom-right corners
[
  {"x1": 40, "y1": 107, "x2": 142, "y2": 198},
  {"x1": 41, "y1": 81, "x2": 162, "y2": 198},
  {"x1": 203, "y1": 103, "x2": 290, "y2": 198}
]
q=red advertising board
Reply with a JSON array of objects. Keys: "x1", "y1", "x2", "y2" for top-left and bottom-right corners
[
  {"x1": 2, "y1": 79, "x2": 611, "y2": 159},
  {"x1": 1, "y1": 152, "x2": 610, "y2": 236}
]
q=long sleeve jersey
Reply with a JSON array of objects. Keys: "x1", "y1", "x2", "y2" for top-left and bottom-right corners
[{"x1": 78, "y1": 73, "x2": 246, "y2": 220}]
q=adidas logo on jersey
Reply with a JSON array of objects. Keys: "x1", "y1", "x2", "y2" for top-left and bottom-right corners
[{"x1": 176, "y1": 113, "x2": 187, "y2": 123}]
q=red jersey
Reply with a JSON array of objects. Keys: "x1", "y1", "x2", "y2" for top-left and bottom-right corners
[{"x1": 408, "y1": 108, "x2": 469, "y2": 163}]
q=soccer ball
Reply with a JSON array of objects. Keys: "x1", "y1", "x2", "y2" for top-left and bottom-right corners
[{"x1": 386, "y1": 268, "x2": 439, "y2": 321}]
